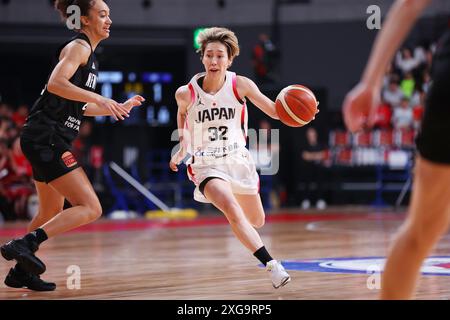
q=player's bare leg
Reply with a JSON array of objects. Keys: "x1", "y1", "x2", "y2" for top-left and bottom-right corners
[{"x1": 381, "y1": 156, "x2": 450, "y2": 299}]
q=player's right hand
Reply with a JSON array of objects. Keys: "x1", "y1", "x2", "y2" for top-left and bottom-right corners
[
  {"x1": 169, "y1": 158, "x2": 179, "y2": 172},
  {"x1": 342, "y1": 82, "x2": 380, "y2": 133},
  {"x1": 96, "y1": 96, "x2": 130, "y2": 121},
  {"x1": 169, "y1": 150, "x2": 186, "y2": 172}
]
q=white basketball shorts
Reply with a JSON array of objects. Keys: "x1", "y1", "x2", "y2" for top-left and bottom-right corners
[{"x1": 186, "y1": 148, "x2": 260, "y2": 203}]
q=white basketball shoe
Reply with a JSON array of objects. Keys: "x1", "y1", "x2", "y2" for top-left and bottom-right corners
[{"x1": 266, "y1": 260, "x2": 291, "y2": 289}]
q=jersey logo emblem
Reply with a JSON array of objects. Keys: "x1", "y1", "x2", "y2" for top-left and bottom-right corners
[
  {"x1": 196, "y1": 94, "x2": 204, "y2": 106},
  {"x1": 85, "y1": 73, "x2": 97, "y2": 90},
  {"x1": 61, "y1": 151, "x2": 78, "y2": 168}
]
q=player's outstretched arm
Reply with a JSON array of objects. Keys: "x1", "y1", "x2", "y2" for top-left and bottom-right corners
[
  {"x1": 342, "y1": 0, "x2": 431, "y2": 133},
  {"x1": 47, "y1": 40, "x2": 130, "y2": 121},
  {"x1": 237, "y1": 76, "x2": 279, "y2": 120},
  {"x1": 84, "y1": 95, "x2": 145, "y2": 117}
]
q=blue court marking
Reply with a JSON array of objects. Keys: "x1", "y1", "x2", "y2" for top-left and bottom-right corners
[{"x1": 260, "y1": 256, "x2": 450, "y2": 276}]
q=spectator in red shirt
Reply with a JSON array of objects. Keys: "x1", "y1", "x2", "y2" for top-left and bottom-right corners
[
  {"x1": 412, "y1": 91, "x2": 425, "y2": 130},
  {"x1": 0, "y1": 139, "x2": 15, "y2": 221},
  {"x1": 374, "y1": 101, "x2": 393, "y2": 129},
  {"x1": 6, "y1": 137, "x2": 34, "y2": 219},
  {"x1": 10, "y1": 137, "x2": 33, "y2": 178}
]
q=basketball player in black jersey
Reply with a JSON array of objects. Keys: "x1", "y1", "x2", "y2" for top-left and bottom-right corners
[
  {"x1": 343, "y1": 0, "x2": 450, "y2": 299},
  {"x1": 0, "y1": 0, "x2": 144, "y2": 291}
]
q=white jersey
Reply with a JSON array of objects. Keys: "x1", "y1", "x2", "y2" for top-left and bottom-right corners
[
  {"x1": 183, "y1": 71, "x2": 259, "y2": 203},
  {"x1": 185, "y1": 71, "x2": 248, "y2": 160}
]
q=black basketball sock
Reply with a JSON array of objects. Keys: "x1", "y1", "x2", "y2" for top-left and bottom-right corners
[
  {"x1": 253, "y1": 246, "x2": 274, "y2": 266},
  {"x1": 24, "y1": 228, "x2": 48, "y2": 245}
]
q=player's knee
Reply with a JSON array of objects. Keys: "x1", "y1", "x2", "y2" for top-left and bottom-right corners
[
  {"x1": 86, "y1": 200, "x2": 103, "y2": 222},
  {"x1": 252, "y1": 216, "x2": 265, "y2": 228}
]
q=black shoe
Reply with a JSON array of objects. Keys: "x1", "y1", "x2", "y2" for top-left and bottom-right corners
[
  {"x1": 1, "y1": 238, "x2": 46, "y2": 275},
  {"x1": 4, "y1": 267, "x2": 56, "y2": 291}
]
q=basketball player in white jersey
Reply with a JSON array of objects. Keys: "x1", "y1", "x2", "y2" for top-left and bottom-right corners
[{"x1": 169, "y1": 27, "x2": 290, "y2": 289}]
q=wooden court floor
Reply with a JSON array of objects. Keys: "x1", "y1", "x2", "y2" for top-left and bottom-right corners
[{"x1": 1, "y1": 209, "x2": 450, "y2": 300}]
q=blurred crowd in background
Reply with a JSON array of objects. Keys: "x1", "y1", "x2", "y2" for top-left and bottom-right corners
[
  {"x1": 0, "y1": 103, "x2": 93, "y2": 221},
  {"x1": 0, "y1": 31, "x2": 441, "y2": 221}
]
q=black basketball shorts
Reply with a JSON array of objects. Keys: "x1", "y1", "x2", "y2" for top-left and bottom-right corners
[
  {"x1": 20, "y1": 136, "x2": 80, "y2": 183},
  {"x1": 416, "y1": 42, "x2": 450, "y2": 164}
]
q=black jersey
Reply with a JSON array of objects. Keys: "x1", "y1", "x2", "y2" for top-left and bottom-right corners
[{"x1": 22, "y1": 33, "x2": 98, "y2": 146}]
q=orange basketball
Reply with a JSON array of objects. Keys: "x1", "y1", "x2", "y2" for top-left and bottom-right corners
[{"x1": 275, "y1": 85, "x2": 319, "y2": 127}]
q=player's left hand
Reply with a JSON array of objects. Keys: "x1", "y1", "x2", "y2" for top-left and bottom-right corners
[{"x1": 121, "y1": 95, "x2": 145, "y2": 112}]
